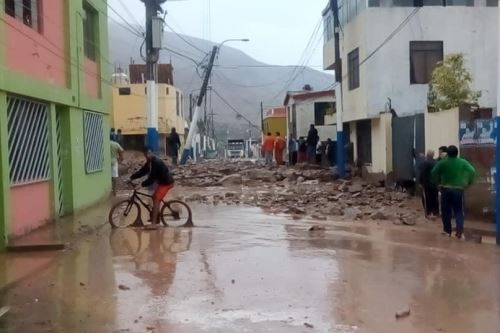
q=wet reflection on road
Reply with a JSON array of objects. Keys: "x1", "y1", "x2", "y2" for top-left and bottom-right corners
[{"x1": 0, "y1": 204, "x2": 499, "y2": 333}]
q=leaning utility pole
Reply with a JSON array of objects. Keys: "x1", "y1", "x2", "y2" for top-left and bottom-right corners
[
  {"x1": 181, "y1": 46, "x2": 219, "y2": 164},
  {"x1": 330, "y1": 0, "x2": 345, "y2": 179},
  {"x1": 495, "y1": 0, "x2": 500, "y2": 244},
  {"x1": 142, "y1": 0, "x2": 165, "y2": 153}
]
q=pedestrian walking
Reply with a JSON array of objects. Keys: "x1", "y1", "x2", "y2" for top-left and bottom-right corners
[
  {"x1": 431, "y1": 145, "x2": 476, "y2": 239},
  {"x1": 116, "y1": 129, "x2": 124, "y2": 146},
  {"x1": 306, "y1": 124, "x2": 319, "y2": 163},
  {"x1": 288, "y1": 135, "x2": 298, "y2": 166},
  {"x1": 419, "y1": 150, "x2": 439, "y2": 218},
  {"x1": 298, "y1": 137, "x2": 307, "y2": 163},
  {"x1": 262, "y1": 132, "x2": 275, "y2": 166},
  {"x1": 167, "y1": 127, "x2": 181, "y2": 166},
  {"x1": 110, "y1": 138, "x2": 124, "y2": 196},
  {"x1": 274, "y1": 132, "x2": 286, "y2": 165},
  {"x1": 110, "y1": 128, "x2": 117, "y2": 142}
]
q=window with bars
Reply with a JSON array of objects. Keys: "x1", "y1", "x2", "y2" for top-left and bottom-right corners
[
  {"x1": 83, "y1": 2, "x2": 97, "y2": 61},
  {"x1": 4, "y1": 0, "x2": 43, "y2": 32},
  {"x1": 7, "y1": 96, "x2": 49, "y2": 185},
  {"x1": 83, "y1": 111, "x2": 104, "y2": 173}
]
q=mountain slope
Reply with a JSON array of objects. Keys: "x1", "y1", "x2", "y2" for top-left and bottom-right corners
[{"x1": 108, "y1": 22, "x2": 333, "y2": 134}]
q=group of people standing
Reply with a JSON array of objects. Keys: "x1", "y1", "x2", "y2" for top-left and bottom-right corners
[
  {"x1": 263, "y1": 124, "x2": 337, "y2": 167},
  {"x1": 418, "y1": 145, "x2": 476, "y2": 239},
  {"x1": 262, "y1": 132, "x2": 286, "y2": 166}
]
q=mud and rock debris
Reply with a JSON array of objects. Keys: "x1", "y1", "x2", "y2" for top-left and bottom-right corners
[{"x1": 118, "y1": 159, "x2": 421, "y2": 224}]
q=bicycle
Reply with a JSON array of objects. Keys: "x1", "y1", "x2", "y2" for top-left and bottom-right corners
[{"x1": 108, "y1": 182, "x2": 193, "y2": 228}]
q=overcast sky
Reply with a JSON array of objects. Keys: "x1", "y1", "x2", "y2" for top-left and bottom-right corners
[{"x1": 108, "y1": 0, "x2": 328, "y2": 68}]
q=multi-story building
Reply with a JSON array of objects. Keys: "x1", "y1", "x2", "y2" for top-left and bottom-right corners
[
  {"x1": 111, "y1": 64, "x2": 187, "y2": 154},
  {"x1": 322, "y1": 0, "x2": 497, "y2": 178},
  {"x1": 0, "y1": 1, "x2": 111, "y2": 244}
]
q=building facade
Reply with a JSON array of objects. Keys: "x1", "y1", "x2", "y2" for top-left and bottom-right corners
[
  {"x1": 322, "y1": 0, "x2": 498, "y2": 176},
  {"x1": 263, "y1": 107, "x2": 287, "y2": 137},
  {"x1": 284, "y1": 90, "x2": 337, "y2": 141},
  {"x1": 0, "y1": 0, "x2": 111, "y2": 244},
  {"x1": 111, "y1": 64, "x2": 186, "y2": 154}
]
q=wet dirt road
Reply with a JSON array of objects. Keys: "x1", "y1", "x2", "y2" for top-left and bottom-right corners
[{"x1": 1, "y1": 204, "x2": 499, "y2": 333}]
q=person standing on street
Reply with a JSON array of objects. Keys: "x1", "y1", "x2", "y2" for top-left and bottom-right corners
[
  {"x1": 167, "y1": 127, "x2": 181, "y2": 166},
  {"x1": 306, "y1": 124, "x2": 319, "y2": 163},
  {"x1": 326, "y1": 138, "x2": 336, "y2": 167},
  {"x1": 419, "y1": 150, "x2": 439, "y2": 219},
  {"x1": 262, "y1": 132, "x2": 275, "y2": 166},
  {"x1": 116, "y1": 129, "x2": 124, "y2": 146},
  {"x1": 110, "y1": 128, "x2": 117, "y2": 142},
  {"x1": 438, "y1": 146, "x2": 448, "y2": 161},
  {"x1": 274, "y1": 132, "x2": 286, "y2": 166},
  {"x1": 110, "y1": 138, "x2": 124, "y2": 196},
  {"x1": 288, "y1": 135, "x2": 298, "y2": 166},
  {"x1": 298, "y1": 137, "x2": 307, "y2": 163},
  {"x1": 431, "y1": 145, "x2": 476, "y2": 239}
]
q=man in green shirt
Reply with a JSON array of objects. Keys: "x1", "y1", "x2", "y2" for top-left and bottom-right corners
[{"x1": 431, "y1": 145, "x2": 476, "y2": 239}]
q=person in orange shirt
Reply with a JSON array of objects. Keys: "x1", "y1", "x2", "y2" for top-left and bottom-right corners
[
  {"x1": 274, "y1": 132, "x2": 286, "y2": 166},
  {"x1": 262, "y1": 132, "x2": 275, "y2": 165}
]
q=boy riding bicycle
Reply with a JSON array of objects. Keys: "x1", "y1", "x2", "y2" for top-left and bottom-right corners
[{"x1": 130, "y1": 147, "x2": 174, "y2": 227}]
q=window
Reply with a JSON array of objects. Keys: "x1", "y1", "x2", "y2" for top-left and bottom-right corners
[
  {"x1": 314, "y1": 102, "x2": 336, "y2": 126},
  {"x1": 83, "y1": 112, "x2": 104, "y2": 173},
  {"x1": 83, "y1": 3, "x2": 97, "y2": 61},
  {"x1": 176, "y1": 91, "x2": 180, "y2": 116},
  {"x1": 348, "y1": 48, "x2": 360, "y2": 90},
  {"x1": 118, "y1": 87, "x2": 131, "y2": 95},
  {"x1": 4, "y1": 0, "x2": 42, "y2": 32},
  {"x1": 323, "y1": 12, "x2": 334, "y2": 42},
  {"x1": 6, "y1": 96, "x2": 49, "y2": 185},
  {"x1": 410, "y1": 41, "x2": 443, "y2": 84},
  {"x1": 487, "y1": 0, "x2": 498, "y2": 6}
]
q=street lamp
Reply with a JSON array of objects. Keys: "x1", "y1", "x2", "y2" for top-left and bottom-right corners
[{"x1": 218, "y1": 38, "x2": 250, "y2": 49}]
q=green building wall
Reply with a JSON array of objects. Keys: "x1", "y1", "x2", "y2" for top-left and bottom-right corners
[{"x1": 0, "y1": 0, "x2": 112, "y2": 246}]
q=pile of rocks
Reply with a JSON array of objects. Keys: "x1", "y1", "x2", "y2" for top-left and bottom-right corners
[{"x1": 119, "y1": 158, "x2": 421, "y2": 224}]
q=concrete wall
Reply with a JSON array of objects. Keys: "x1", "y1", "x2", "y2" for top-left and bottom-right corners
[
  {"x1": 292, "y1": 96, "x2": 337, "y2": 140},
  {"x1": 425, "y1": 107, "x2": 460, "y2": 155},
  {"x1": 333, "y1": 7, "x2": 497, "y2": 122},
  {"x1": 371, "y1": 113, "x2": 393, "y2": 174},
  {"x1": 111, "y1": 84, "x2": 186, "y2": 138}
]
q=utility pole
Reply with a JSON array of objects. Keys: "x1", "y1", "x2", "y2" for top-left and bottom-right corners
[
  {"x1": 181, "y1": 46, "x2": 219, "y2": 164},
  {"x1": 260, "y1": 101, "x2": 264, "y2": 134},
  {"x1": 189, "y1": 93, "x2": 193, "y2": 122},
  {"x1": 330, "y1": 0, "x2": 345, "y2": 179},
  {"x1": 142, "y1": 0, "x2": 166, "y2": 153},
  {"x1": 495, "y1": 0, "x2": 500, "y2": 245}
]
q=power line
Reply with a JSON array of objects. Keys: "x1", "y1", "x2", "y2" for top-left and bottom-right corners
[
  {"x1": 164, "y1": 21, "x2": 207, "y2": 55},
  {"x1": 323, "y1": 8, "x2": 422, "y2": 91},
  {"x1": 212, "y1": 88, "x2": 261, "y2": 130},
  {"x1": 103, "y1": 0, "x2": 144, "y2": 37},
  {"x1": 115, "y1": 0, "x2": 145, "y2": 33},
  {"x1": 162, "y1": 47, "x2": 204, "y2": 67}
]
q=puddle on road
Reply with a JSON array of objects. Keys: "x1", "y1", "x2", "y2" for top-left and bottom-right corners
[{"x1": 0, "y1": 204, "x2": 499, "y2": 333}]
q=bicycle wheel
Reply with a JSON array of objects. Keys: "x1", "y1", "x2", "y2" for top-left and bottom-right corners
[
  {"x1": 160, "y1": 200, "x2": 193, "y2": 227},
  {"x1": 109, "y1": 200, "x2": 141, "y2": 228}
]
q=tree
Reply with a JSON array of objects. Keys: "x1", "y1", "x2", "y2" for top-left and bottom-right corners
[{"x1": 427, "y1": 53, "x2": 481, "y2": 112}]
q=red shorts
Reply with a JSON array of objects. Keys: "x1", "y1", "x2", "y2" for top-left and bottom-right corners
[{"x1": 153, "y1": 184, "x2": 174, "y2": 203}]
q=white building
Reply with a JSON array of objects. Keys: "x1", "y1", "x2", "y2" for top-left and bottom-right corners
[
  {"x1": 284, "y1": 90, "x2": 337, "y2": 141},
  {"x1": 322, "y1": 0, "x2": 498, "y2": 177}
]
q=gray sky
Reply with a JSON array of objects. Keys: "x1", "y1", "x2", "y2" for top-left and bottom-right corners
[{"x1": 108, "y1": 0, "x2": 327, "y2": 68}]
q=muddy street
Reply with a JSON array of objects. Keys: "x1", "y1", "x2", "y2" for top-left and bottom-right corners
[{"x1": 0, "y1": 199, "x2": 499, "y2": 332}]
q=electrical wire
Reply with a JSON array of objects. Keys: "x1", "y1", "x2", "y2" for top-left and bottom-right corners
[
  {"x1": 162, "y1": 47, "x2": 204, "y2": 67},
  {"x1": 103, "y1": 0, "x2": 144, "y2": 37},
  {"x1": 115, "y1": 0, "x2": 145, "y2": 33},
  {"x1": 212, "y1": 88, "x2": 261, "y2": 130},
  {"x1": 164, "y1": 21, "x2": 207, "y2": 55}
]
